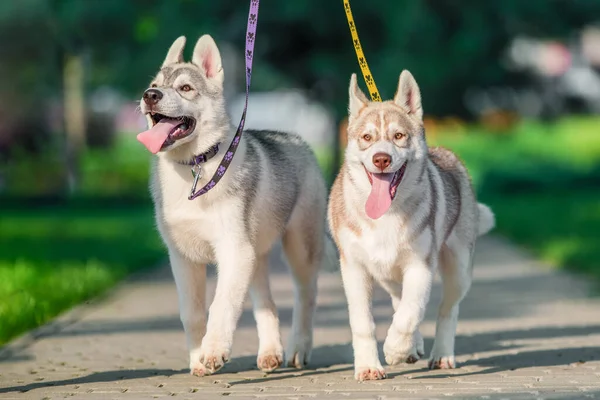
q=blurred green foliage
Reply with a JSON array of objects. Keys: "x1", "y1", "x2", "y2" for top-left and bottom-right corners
[
  {"x1": 430, "y1": 117, "x2": 600, "y2": 280},
  {"x1": 486, "y1": 190, "x2": 598, "y2": 279},
  {"x1": 2, "y1": 0, "x2": 600, "y2": 120},
  {"x1": 2, "y1": 134, "x2": 335, "y2": 198},
  {"x1": 432, "y1": 118, "x2": 600, "y2": 190}
]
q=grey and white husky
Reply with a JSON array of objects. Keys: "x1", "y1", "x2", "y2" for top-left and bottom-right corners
[
  {"x1": 137, "y1": 35, "x2": 329, "y2": 376},
  {"x1": 327, "y1": 71, "x2": 495, "y2": 380}
]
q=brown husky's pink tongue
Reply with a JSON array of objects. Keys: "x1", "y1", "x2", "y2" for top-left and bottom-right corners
[
  {"x1": 365, "y1": 173, "x2": 394, "y2": 219},
  {"x1": 136, "y1": 119, "x2": 181, "y2": 154}
]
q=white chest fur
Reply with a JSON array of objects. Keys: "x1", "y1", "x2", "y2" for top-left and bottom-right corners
[
  {"x1": 342, "y1": 213, "x2": 408, "y2": 280},
  {"x1": 339, "y1": 192, "x2": 434, "y2": 283},
  {"x1": 152, "y1": 159, "x2": 243, "y2": 264}
]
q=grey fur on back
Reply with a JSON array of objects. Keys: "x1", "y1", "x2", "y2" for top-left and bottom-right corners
[
  {"x1": 232, "y1": 129, "x2": 325, "y2": 242},
  {"x1": 428, "y1": 146, "x2": 478, "y2": 246}
]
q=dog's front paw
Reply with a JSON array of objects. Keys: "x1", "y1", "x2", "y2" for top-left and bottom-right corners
[
  {"x1": 189, "y1": 348, "x2": 208, "y2": 377},
  {"x1": 383, "y1": 329, "x2": 424, "y2": 365},
  {"x1": 285, "y1": 332, "x2": 312, "y2": 369},
  {"x1": 190, "y1": 362, "x2": 207, "y2": 377},
  {"x1": 428, "y1": 354, "x2": 456, "y2": 370},
  {"x1": 190, "y1": 341, "x2": 231, "y2": 375},
  {"x1": 257, "y1": 348, "x2": 284, "y2": 373},
  {"x1": 355, "y1": 365, "x2": 387, "y2": 381}
]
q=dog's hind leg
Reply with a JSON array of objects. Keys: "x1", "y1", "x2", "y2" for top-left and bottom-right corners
[
  {"x1": 429, "y1": 238, "x2": 473, "y2": 369},
  {"x1": 282, "y1": 211, "x2": 322, "y2": 369},
  {"x1": 250, "y1": 252, "x2": 284, "y2": 372}
]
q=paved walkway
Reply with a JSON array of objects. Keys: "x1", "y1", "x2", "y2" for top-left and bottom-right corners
[{"x1": 1, "y1": 236, "x2": 600, "y2": 399}]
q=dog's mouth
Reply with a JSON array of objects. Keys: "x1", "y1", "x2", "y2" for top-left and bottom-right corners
[
  {"x1": 137, "y1": 113, "x2": 197, "y2": 154},
  {"x1": 364, "y1": 162, "x2": 407, "y2": 220}
]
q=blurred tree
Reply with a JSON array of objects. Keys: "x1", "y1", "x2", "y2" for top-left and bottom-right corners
[{"x1": 2, "y1": 0, "x2": 600, "y2": 160}]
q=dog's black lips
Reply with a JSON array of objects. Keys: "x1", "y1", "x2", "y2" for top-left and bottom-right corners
[
  {"x1": 364, "y1": 161, "x2": 407, "y2": 199},
  {"x1": 149, "y1": 113, "x2": 197, "y2": 149},
  {"x1": 389, "y1": 162, "x2": 407, "y2": 198}
]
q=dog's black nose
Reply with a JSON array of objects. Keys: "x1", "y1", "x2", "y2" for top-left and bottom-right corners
[
  {"x1": 143, "y1": 88, "x2": 163, "y2": 105},
  {"x1": 373, "y1": 152, "x2": 392, "y2": 172}
]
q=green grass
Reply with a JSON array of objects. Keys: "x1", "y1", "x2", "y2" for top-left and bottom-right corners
[
  {"x1": 482, "y1": 190, "x2": 599, "y2": 276},
  {"x1": 429, "y1": 116, "x2": 600, "y2": 279},
  {"x1": 0, "y1": 204, "x2": 164, "y2": 346},
  {"x1": 79, "y1": 136, "x2": 154, "y2": 198},
  {"x1": 430, "y1": 117, "x2": 600, "y2": 189}
]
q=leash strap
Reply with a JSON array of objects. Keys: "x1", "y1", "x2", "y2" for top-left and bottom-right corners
[
  {"x1": 188, "y1": 0, "x2": 259, "y2": 200},
  {"x1": 342, "y1": 0, "x2": 381, "y2": 102}
]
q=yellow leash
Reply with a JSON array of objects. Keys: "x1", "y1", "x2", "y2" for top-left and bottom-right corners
[{"x1": 343, "y1": 0, "x2": 381, "y2": 102}]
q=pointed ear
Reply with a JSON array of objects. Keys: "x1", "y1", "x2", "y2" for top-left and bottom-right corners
[
  {"x1": 394, "y1": 70, "x2": 423, "y2": 120},
  {"x1": 162, "y1": 36, "x2": 186, "y2": 68},
  {"x1": 192, "y1": 34, "x2": 224, "y2": 85},
  {"x1": 348, "y1": 73, "x2": 368, "y2": 118}
]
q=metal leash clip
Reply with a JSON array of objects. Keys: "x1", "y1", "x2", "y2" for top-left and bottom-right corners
[{"x1": 189, "y1": 164, "x2": 202, "y2": 198}]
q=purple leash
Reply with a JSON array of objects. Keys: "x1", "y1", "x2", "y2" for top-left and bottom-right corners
[{"x1": 188, "y1": 0, "x2": 260, "y2": 200}]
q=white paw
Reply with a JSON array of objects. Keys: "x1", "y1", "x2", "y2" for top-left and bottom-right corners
[
  {"x1": 189, "y1": 348, "x2": 207, "y2": 377},
  {"x1": 383, "y1": 330, "x2": 424, "y2": 365},
  {"x1": 428, "y1": 354, "x2": 456, "y2": 370},
  {"x1": 355, "y1": 365, "x2": 387, "y2": 381},
  {"x1": 285, "y1": 332, "x2": 312, "y2": 369},
  {"x1": 257, "y1": 348, "x2": 284, "y2": 372},
  {"x1": 189, "y1": 341, "x2": 231, "y2": 376}
]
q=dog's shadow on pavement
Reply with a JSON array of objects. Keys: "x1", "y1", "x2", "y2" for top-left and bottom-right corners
[
  {"x1": 416, "y1": 324, "x2": 600, "y2": 378},
  {"x1": 0, "y1": 344, "x2": 355, "y2": 394},
  {"x1": 219, "y1": 343, "x2": 356, "y2": 385},
  {"x1": 0, "y1": 368, "x2": 189, "y2": 394},
  {"x1": 230, "y1": 324, "x2": 600, "y2": 383},
  {"x1": 415, "y1": 346, "x2": 600, "y2": 379},
  {"x1": 3, "y1": 326, "x2": 600, "y2": 393}
]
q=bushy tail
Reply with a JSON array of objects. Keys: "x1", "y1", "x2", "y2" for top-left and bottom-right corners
[
  {"x1": 477, "y1": 203, "x2": 495, "y2": 236},
  {"x1": 322, "y1": 230, "x2": 340, "y2": 272}
]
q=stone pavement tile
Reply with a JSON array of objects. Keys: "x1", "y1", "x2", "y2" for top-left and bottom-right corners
[{"x1": 2, "y1": 236, "x2": 600, "y2": 400}]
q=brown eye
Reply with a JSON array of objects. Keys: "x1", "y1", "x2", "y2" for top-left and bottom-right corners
[
  {"x1": 150, "y1": 83, "x2": 157, "y2": 88},
  {"x1": 394, "y1": 132, "x2": 405, "y2": 140},
  {"x1": 180, "y1": 84, "x2": 192, "y2": 92},
  {"x1": 363, "y1": 134, "x2": 372, "y2": 142}
]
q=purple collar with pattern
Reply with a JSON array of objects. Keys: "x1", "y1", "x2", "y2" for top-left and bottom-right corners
[{"x1": 177, "y1": 144, "x2": 220, "y2": 166}]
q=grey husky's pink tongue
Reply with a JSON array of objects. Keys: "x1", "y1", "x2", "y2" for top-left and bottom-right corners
[
  {"x1": 137, "y1": 119, "x2": 181, "y2": 154},
  {"x1": 365, "y1": 173, "x2": 394, "y2": 219}
]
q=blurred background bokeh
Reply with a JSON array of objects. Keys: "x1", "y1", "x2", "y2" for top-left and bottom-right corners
[{"x1": 1, "y1": 0, "x2": 599, "y2": 346}]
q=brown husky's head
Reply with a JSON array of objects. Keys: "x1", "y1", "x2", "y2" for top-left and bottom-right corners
[{"x1": 345, "y1": 70, "x2": 427, "y2": 219}]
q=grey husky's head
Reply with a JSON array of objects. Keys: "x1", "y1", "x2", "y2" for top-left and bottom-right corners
[{"x1": 138, "y1": 35, "x2": 230, "y2": 155}]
